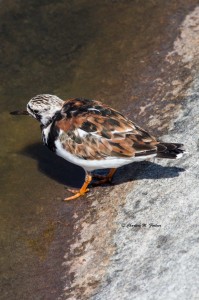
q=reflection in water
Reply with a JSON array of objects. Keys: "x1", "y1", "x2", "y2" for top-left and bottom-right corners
[{"x1": 0, "y1": 0, "x2": 197, "y2": 299}]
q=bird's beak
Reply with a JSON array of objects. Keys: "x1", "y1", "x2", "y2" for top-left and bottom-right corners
[{"x1": 10, "y1": 110, "x2": 29, "y2": 115}]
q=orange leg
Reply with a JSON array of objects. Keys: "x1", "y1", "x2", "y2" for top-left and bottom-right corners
[
  {"x1": 92, "y1": 168, "x2": 117, "y2": 186},
  {"x1": 64, "y1": 172, "x2": 92, "y2": 201}
]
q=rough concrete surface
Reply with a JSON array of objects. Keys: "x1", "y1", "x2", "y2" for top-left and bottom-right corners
[
  {"x1": 91, "y1": 7, "x2": 199, "y2": 300},
  {"x1": 92, "y1": 79, "x2": 199, "y2": 300}
]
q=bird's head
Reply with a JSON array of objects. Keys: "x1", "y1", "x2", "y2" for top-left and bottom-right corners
[{"x1": 27, "y1": 94, "x2": 64, "y2": 126}]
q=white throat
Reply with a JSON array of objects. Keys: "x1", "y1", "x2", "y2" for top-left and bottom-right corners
[{"x1": 40, "y1": 106, "x2": 61, "y2": 126}]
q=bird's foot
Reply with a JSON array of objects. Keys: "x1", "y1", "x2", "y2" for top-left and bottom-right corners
[
  {"x1": 92, "y1": 177, "x2": 112, "y2": 186},
  {"x1": 92, "y1": 168, "x2": 116, "y2": 186},
  {"x1": 64, "y1": 173, "x2": 92, "y2": 201},
  {"x1": 64, "y1": 188, "x2": 89, "y2": 201}
]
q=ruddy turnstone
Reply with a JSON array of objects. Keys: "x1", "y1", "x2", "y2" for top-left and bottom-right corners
[{"x1": 10, "y1": 94, "x2": 184, "y2": 200}]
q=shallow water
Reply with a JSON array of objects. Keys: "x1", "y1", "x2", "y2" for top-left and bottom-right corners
[{"x1": 0, "y1": 0, "x2": 198, "y2": 299}]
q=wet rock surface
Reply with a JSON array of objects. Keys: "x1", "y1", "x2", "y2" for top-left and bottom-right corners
[{"x1": 1, "y1": 1, "x2": 199, "y2": 300}]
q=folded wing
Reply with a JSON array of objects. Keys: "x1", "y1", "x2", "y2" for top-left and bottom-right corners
[{"x1": 54, "y1": 98, "x2": 158, "y2": 160}]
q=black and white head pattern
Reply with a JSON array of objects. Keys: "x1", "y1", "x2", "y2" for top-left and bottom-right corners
[{"x1": 27, "y1": 94, "x2": 64, "y2": 126}]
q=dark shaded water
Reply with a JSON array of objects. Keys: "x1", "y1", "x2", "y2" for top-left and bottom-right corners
[{"x1": 0, "y1": 1, "x2": 198, "y2": 299}]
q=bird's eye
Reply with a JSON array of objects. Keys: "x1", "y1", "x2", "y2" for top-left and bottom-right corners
[{"x1": 33, "y1": 109, "x2": 39, "y2": 113}]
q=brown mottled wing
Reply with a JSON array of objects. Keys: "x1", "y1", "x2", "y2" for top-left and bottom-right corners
[{"x1": 55, "y1": 98, "x2": 158, "y2": 160}]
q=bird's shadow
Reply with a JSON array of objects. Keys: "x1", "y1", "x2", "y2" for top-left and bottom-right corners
[{"x1": 20, "y1": 142, "x2": 185, "y2": 188}]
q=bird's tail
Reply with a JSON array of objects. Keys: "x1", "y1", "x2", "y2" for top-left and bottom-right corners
[{"x1": 156, "y1": 142, "x2": 185, "y2": 159}]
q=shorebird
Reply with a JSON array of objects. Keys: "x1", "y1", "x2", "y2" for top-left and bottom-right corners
[{"x1": 11, "y1": 94, "x2": 184, "y2": 200}]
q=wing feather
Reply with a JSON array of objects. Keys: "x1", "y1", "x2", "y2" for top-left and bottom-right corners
[{"x1": 54, "y1": 98, "x2": 158, "y2": 160}]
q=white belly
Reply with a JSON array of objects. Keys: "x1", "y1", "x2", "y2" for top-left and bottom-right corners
[{"x1": 55, "y1": 140, "x2": 156, "y2": 171}]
